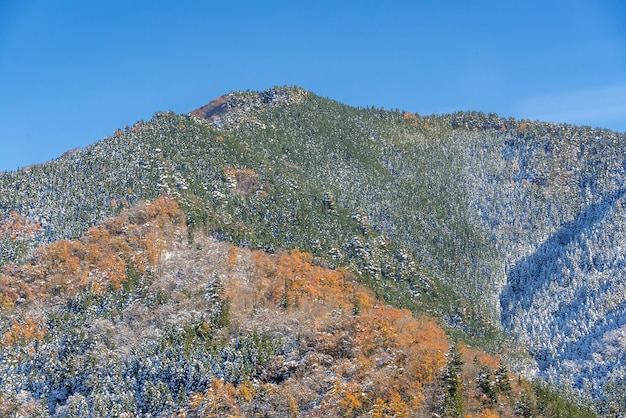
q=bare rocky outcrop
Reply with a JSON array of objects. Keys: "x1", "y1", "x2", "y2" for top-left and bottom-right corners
[{"x1": 189, "y1": 86, "x2": 308, "y2": 130}]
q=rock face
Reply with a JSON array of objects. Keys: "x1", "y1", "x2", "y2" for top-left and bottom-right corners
[
  {"x1": 189, "y1": 86, "x2": 308, "y2": 129},
  {"x1": 189, "y1": 93, "x2": 231, "y2": 125}
]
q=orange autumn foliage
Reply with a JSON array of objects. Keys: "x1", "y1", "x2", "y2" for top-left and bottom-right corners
[
  {"x1": 480, "y1": 409, "x2": 500, "y2": 418},
  {"x1": 343, "y1": 304, "x2": 447, "y2": 410},
  {"x1": 0, "y1": 211, "x2": 42, "y2": 240},
  {"x1": 0, "y1": 196, "x2": 181, "y2": 310},
  {"x1": 247, "y1": 247, "x2": 448, "y2": 414},
  {"x1": 252, "y1": 248, "x2": 351, "y2": 306},
  {"x1": 187, "y1": 377, "x2": 240, "y2": 417},
  {"x1": 460, "y1": 343, "x2": 501, "y2": 370},
  {"x1": 2, "y1": 317, "x2": 45, "y2": 346},
  {"x1": 226, "y1": 246, "x2": 238, "y2": 269},
  {"x1": 519, "y1": 122, "x2": 528, "y2": 133},
  {"x1": 170, "y1": 239, "x2": 533, "y2": 416}
]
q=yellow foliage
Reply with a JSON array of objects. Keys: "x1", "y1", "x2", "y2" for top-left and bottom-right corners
[
  {"x1": 389, "y1": 391, "x2": 409, "y2": 417},
  {"x1": 370, "y1": 398, "x2": 388, "y2": 418},
  {"x1": 236, "y1": 379, "x2": 256, "y2": 402},
  {"x1": 338, "y1": 382, "x2": 364, "y2": 416},
  {"x1": 0, "y1": 293, "x2": 14, "y2": 310},
  {"x1": 187, "y1": 392, "x2": 205, "y2": 410},
  {"x1": 288, "y1": 394, "x2": 298, "y2": 418}
]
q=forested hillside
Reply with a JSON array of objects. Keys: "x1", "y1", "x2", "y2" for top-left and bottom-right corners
[
  {"x1": 0, "y1": 197, "x2": 595, "y2": 416},
  {"x1": 1, "y1": 86, "x2": 625, "y2": 414}
]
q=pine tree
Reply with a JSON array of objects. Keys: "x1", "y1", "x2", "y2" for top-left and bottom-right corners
[{"x1": 441, "y1": 344, "x2": 464, "y2": 417}]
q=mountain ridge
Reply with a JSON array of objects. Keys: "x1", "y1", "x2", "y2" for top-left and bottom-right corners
[
  {"x1": 189, "y1": 87, "x2": 309, "y2": 130},
  {"x1": 1, "y1": 86, "x2": 625, "y2": 414}
]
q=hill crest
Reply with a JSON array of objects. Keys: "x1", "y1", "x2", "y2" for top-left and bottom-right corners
[
  {"x1": 1, "y1": 86, "x2": 625, "y2": 414},
  {"x1": 189, "y1": 86, "x2": 308, "y2": 129}
]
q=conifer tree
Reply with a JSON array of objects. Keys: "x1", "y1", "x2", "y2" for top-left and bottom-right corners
[{"x1": 441, "y1": 344, "x2": 464, "y2": 417}]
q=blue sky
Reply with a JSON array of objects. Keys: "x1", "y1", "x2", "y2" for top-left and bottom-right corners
[{"x1": 1, "y1": 1, "x2": 625, "y2": 172}]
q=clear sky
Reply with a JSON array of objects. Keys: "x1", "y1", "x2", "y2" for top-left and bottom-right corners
[{"x1": 1, "y1": 0, "x2": 625, "y2": 172}]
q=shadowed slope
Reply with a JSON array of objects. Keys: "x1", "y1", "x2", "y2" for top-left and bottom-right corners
[{"x1": 501, "y1": 187, "x2": 626, "y2": 397}]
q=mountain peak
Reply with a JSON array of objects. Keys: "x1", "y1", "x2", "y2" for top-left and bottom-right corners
[
  {"x1": 1, "y1": 86, "x2": 623, "y2": 414},
  {"x1": 189, "y1": 86, "x2": 308, "y2": 129}
]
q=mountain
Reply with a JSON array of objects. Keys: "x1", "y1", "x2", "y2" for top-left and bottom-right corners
[
  {"x1": 0, "y1": 86, "x2": 624, "y2": 415},
  {"x1": 0, "y1": 197, "x2": 594, "y2": 417}
]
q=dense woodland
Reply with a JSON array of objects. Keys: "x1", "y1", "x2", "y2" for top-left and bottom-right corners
[
  {"x1": 1, "y1": 86, "x2": 624, "y2": 415},
  {"x1": 0, "y1": 197, "x2": 594, "y2": 416}
]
